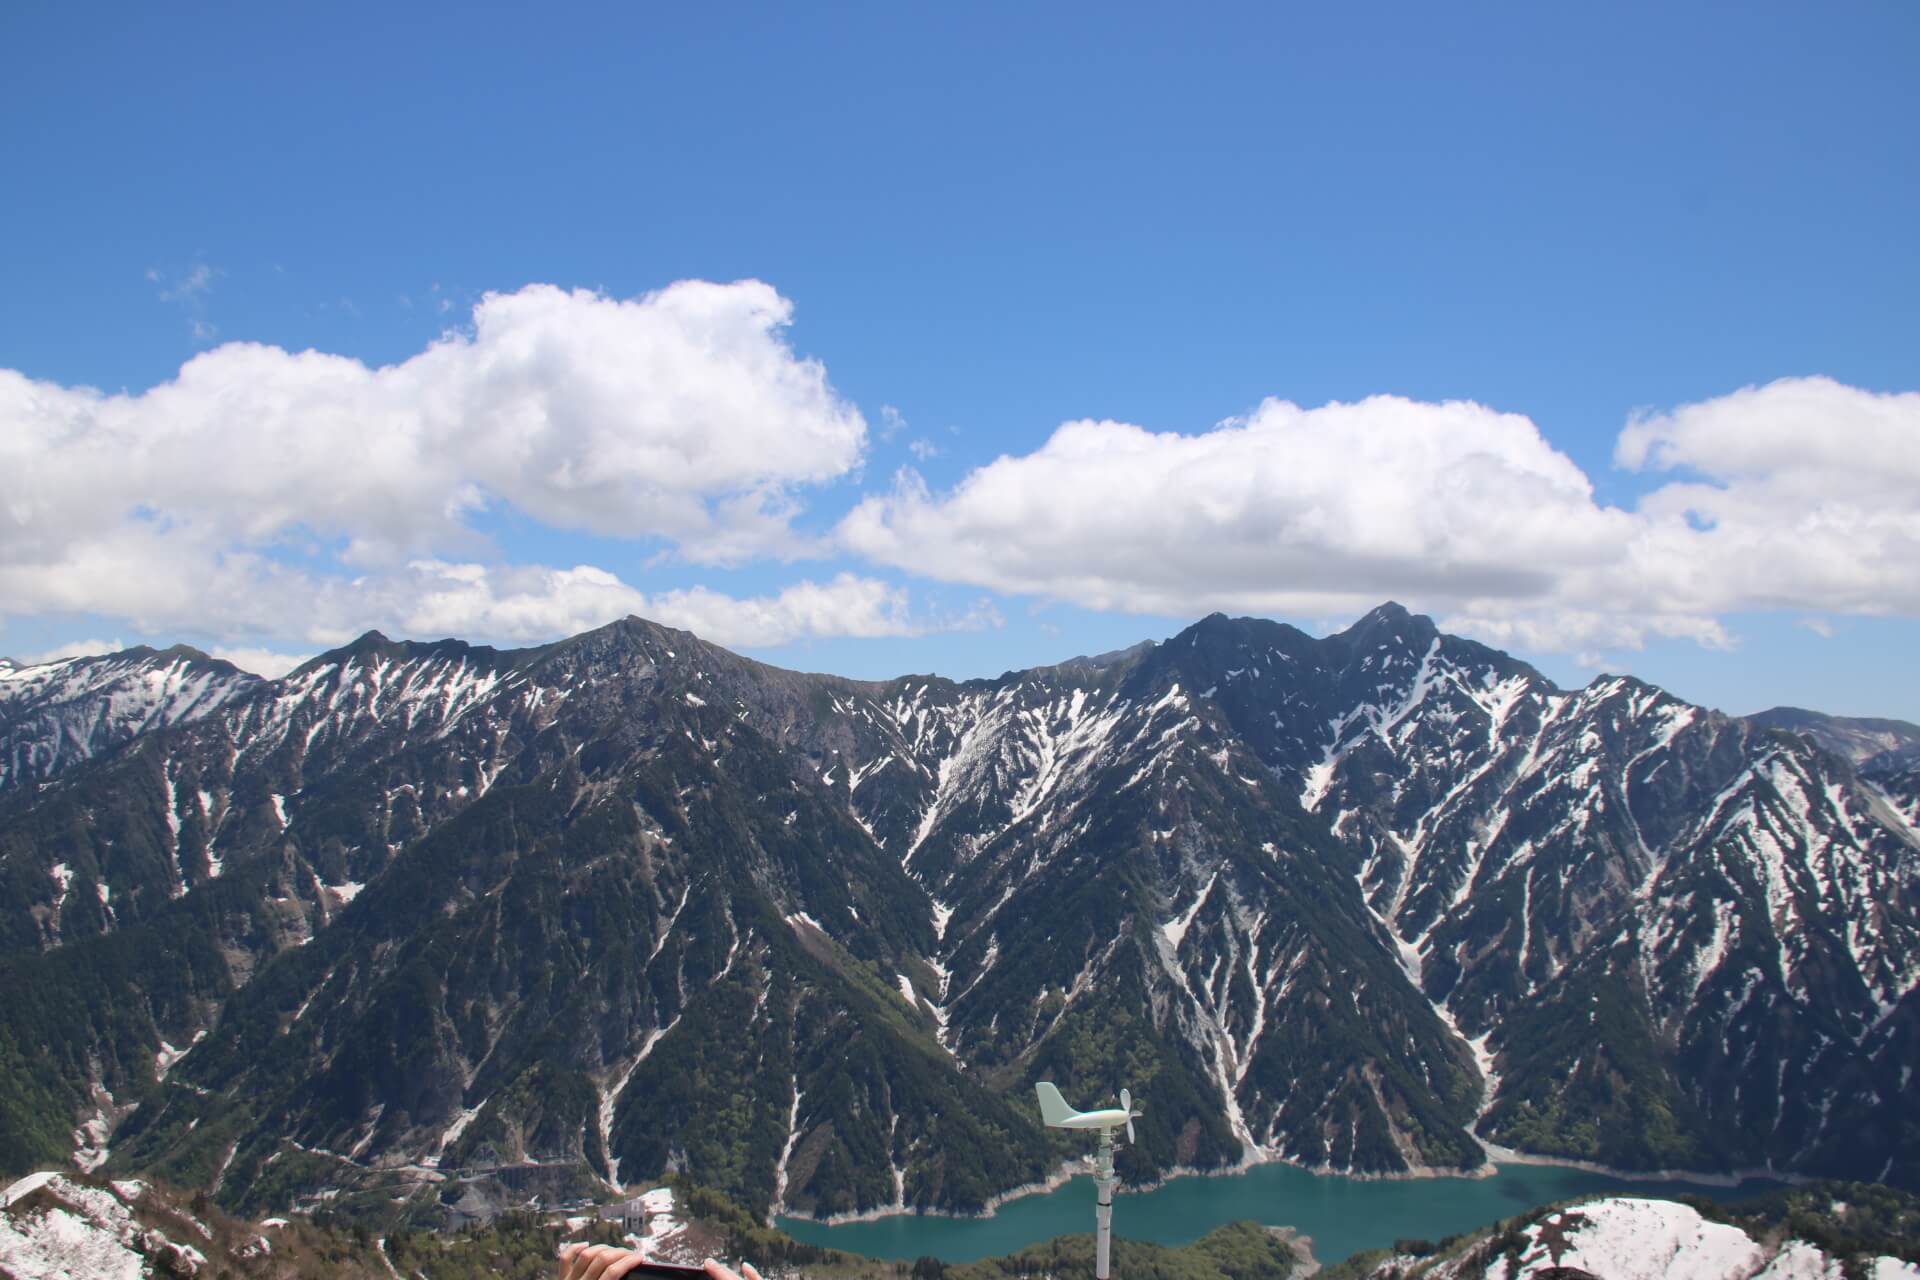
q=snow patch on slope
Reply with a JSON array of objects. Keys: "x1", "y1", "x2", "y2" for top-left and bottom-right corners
[
  {"x1": 771, "y1": 1080, "x2": 804, "y2": 1215},
  {"x1": 1162, "y1": 872, "x2": 1217, "y2": 951}
]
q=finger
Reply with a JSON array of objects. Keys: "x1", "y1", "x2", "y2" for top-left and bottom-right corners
[
  {"x1": 603, "y1": 1254, "x2": 656, "y2": 1280},
  {"x1": 704, "y1": 1258, "x2": 741, "y2": 1280},
  {"x1": 558, "y1": 1242, "x2": 592, "y2": 1280},
  {"x1": 742, "y1": 1264, "x2": 764, "y2": 1280},
  {"x1": 584, "y1": 1245, "x2": 637, "y2": 1280}
]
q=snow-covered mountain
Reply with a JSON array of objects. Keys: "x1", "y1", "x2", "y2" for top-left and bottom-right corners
[
  {"x1": 0, "y1": 606, "x2": 1914, "y2": 1224},
  {"x1": 0, "y1": 646, "x2": 260, "y2": 793}
]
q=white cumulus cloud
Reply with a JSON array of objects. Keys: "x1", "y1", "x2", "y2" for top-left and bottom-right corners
[
  {"x1": 0, "y1": 279, "x2": 900, "y2": 651},
  {"x1": 1609, "y1": 376, "x2": 1920, "y2": 619},
  {"x1": 3, "y1": 279, "x2": 863, "y2": 575},
  {"x1": 840, "y1": 378, "x2": 1920, "y2": 654},
  {"x1": 841, "y1": 394, "x2": 1633, "y2": 616}
]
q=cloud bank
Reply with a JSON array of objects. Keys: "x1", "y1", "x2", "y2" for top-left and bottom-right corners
[
  {"x1": 842, "y1": 377, "x2": 1920, "y2": 653},
  {"x1": 4, "y1": 267, "x2": 1913, "y2": 666},
  {"x1": 0, "y1": 280, "x2": 920, "y2": 651}
]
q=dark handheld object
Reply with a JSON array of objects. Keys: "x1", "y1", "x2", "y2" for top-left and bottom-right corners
[{"x1": 619, "y1": 1263, "x2": 708, "y2": 1278}]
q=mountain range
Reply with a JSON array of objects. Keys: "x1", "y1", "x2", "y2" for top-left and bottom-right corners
[{"x1": 0, "y1": 605, "x2": 1915, "y2": 1224}]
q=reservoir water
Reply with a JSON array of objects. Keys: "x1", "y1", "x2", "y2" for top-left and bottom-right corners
[{"x1": 777, "y1": 1162, "x2": 1775, "y2": 1265}]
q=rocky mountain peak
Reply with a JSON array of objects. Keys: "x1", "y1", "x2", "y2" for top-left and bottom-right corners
[
  {"x1": 290, "y1": 629, "x2": 508, "y2": 679},
  {"x1": 1331, "y1": 599, "x2": 1435, "y2": 650},
  {"x1": 1046, "y1": 638, "x2": 1157, "y2": 676},
  {"x1": 123, "y1": 642, "x2": 232, "y2": 668}
]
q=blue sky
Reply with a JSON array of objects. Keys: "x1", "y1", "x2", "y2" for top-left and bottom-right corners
[{"x1": 2, "y1": 3, "x2": 1916, "y2": 718}]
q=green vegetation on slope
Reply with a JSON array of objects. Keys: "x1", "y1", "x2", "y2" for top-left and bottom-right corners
[{"x1": 944, "y1": 1221, "x2": 1298, "y2": 1280}]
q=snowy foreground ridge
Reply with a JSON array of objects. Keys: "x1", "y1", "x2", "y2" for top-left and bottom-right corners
[
  {"x1": 1359, "y1": 1197, "x2": 1920, "y2": 1280},
  {"x1": 0, "y1": 1172, "x2": 219, "y2": 1280},
  {"x1": 3, "y1": 1171, "x2": 698, "y2": 1279}
]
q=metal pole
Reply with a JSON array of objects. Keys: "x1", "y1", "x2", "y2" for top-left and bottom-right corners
[{"x1": 1094, "y1": 1129, "x2": 1116, "y2": 1280}]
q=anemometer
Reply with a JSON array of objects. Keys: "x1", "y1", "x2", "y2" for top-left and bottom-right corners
[{"x1": 1036, "y1": 1082, "x2": 1143, "y2": 1280}]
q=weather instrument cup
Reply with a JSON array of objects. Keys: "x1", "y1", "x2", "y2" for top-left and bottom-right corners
[{"x1": 1035, "y1": 1083, "x2": 1143, "y2": 1280}]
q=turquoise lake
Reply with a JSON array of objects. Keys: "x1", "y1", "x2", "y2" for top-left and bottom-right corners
[{"x1": 777, "y1": 1162, "x2": 1775, "y2": 1265}]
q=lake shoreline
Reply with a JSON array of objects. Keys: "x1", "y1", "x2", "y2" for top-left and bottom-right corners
[
  {"x1": 778, "y1": 1142, "x2": 1795, "y2": 1229},
  {"x1": 1476, "y1": 1141, "x2": 1808, "y2": 1191},
  {"x1": 786, "y1": 1164, "x2": 1083, "y2": 1227},
  {"x1": 777, "y1": 1150, "x2": 1801, "y2": 1267}
]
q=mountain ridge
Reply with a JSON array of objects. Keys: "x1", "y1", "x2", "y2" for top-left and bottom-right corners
[{"x1": 0, "y1": 603, "x2": 1914, "y2": 1225}]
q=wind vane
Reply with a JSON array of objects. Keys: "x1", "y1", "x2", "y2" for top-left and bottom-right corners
[{"x1": 1036, "y1": 1082, "x2": 1143, "y2": 1280}]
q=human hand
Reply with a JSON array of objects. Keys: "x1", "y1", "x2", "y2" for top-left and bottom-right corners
[
  {"x1": 558, "y1": 1243, "x2": 650, "y2": 1280},
  {"x1": 557, "y1": 1242, "x2": 764, "y2": 1280}
]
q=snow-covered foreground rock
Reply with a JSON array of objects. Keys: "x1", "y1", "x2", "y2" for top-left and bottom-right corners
[
  {"x1": 1508, "y1": 1199, "x2": 1763, "y2": 1279},
  {"x1": 0, "y1": 1170, "x2": 385, "y2": 1279},
  {"x1": 1, "y1": 1172, "x2": 206, "y2": 1280},
  {"x1": 1354, "y1": 1196, "x2": 1920, "y2": 1280}
]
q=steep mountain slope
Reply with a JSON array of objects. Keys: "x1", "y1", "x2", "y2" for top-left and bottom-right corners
[
  {"x1": 1101, "y1": 609, "x2": 1920, "y2": 1180},
  {"x1": 0, "y1": 621, "x2": 1057, "y2": 1220},
  {"x1": 832, "y1": 627, "x2": 1484, "y2": 1177},
  {"x1": 1871, "y1": 755, "x2": 1920, "y2": 830},
  {"x1": 0, "y1": 606, "x2": 1915, "y2": 1226},
  {"x1": 0, "y1": 645, "x2": 260, "y2": 793}
]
